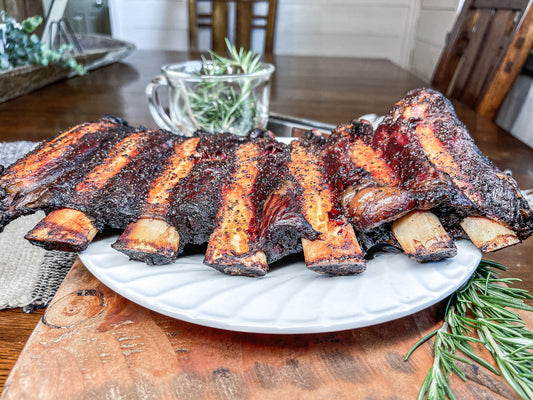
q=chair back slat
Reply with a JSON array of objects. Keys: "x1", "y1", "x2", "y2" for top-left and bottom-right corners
[
  {"x1": 211, "y1": 1, "x2": 229, "y2": 54},
  {"x1": 462, "y1": 10, "x2": 516, "y2": 106},
  {"x1": 431, "y1": 0, "x2": 533, "y2": 119},
  {"x1": 236, "y1": 1, "x2": 253, "y2": 51},
  {"x1": 188, "y1": 0, "x2": 277, "y2": 56},
  {"x1": 448, "y1": 9, "x2": 492, "y2": 100}
]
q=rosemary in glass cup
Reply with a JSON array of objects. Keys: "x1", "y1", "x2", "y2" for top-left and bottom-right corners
[{"x1": 172, "y1": 40, "x2": 274, "y2": 136}]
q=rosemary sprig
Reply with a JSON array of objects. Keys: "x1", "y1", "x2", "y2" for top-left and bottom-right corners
[
  {"x1": 177, "y1": 38, "x2": 264, "y2": 136},
  {"x1": 406, "y1": 260, "x2": 533, "y2": 399}
]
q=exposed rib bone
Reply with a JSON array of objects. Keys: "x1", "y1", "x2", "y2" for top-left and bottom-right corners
[
  {"x1": 288, "y1": 136, "x2": 365, "y2": 275},
  {"x1": 113, "y1": 218, "x2": 181, "y2": 264},
  {"x1": 460, "y1": 216, "x2": 520, "y2": 252},
  {"x1": 392, "y1": 211, "x2": 456, "y2": 262},
  {"x1": 25, "y1": 209, "x2": 97, "y2": 252},
  {"x1": 112, "y1": 138, "x2": 200, "y2": 264}
]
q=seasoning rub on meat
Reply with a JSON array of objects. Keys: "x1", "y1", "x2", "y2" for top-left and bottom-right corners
[{"x1": 0, "y1": 89, "x2": 531, "y2": 276}]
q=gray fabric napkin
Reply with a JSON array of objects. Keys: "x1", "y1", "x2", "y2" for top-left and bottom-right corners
[{"x1": 0, "y1": 141, "x2": 77, "y2": 312}]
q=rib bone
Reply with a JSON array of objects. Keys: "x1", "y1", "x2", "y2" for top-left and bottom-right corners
[
  {"x1": 288, "y1": 133, "x2": 365, "y2": 275},
  {"x1": 460, "y1": 216, "x2": 519, "y2": 252},
  {"x1": 112, "y1": 137, "x2": 200, "y2": 264},
  {"x1": 392, "y1": 211, "x2": 456, "y2": 262},
  {"x1": 204, "y1": 140, "x2": 269, "y2": 276}
]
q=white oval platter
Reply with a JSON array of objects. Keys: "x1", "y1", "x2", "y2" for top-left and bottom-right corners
[{"x1": 80, "y1": 237, "x2": 481, "y2": 334}]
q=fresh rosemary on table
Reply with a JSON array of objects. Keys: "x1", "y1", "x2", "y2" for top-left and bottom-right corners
[
  {"x1": 178, "y1": 38, "x2": 264, "y2": 136},
  {"x1": 406, "y1": 260, "x2": 533, "y2": 399}
]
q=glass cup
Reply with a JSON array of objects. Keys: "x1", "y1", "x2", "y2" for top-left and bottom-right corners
[{"x1": 146, "y1": 60, "x2": 275, "y2": 137}]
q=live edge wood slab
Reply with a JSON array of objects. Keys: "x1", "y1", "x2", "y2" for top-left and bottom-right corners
[{"x1": 1, "y1": 258, "x2": 526, "y2": 399}]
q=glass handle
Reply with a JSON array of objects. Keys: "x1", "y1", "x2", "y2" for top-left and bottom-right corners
[{"x1": 145, "y1": 75, "x2": 179, "y2": 133}]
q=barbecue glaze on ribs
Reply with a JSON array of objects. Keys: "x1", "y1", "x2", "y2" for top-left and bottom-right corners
[
  {"x1": 373, "y1": 89, "x2": 532, "y2": 243},
  {"x1": 327, "y1": 118, "x2": 457, "y2": 261},
  {"x1": 0, "y1": 116, "x2": 135, "y2": 231},
  {"x1": 25, "y1": 127, "x2": 177, "y2": 251},
  {"x1": 288, "y1": 131, "x2": 366, "y2": 275},
  {"x1": 0, "y1": 88, "x2": 531, "y2": 277}
]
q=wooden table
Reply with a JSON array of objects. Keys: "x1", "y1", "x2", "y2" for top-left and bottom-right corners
[{"x1": 1, "y1": 50, "x2": 532, "y2": 399}]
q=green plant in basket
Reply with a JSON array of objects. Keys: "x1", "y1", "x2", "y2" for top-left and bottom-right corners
[
  {"x1": 178, "y1": 38, "x2": 268, "y2": 136},
  {"x1": 0, "y1": 11, "x2": 86, "y2": 75}
]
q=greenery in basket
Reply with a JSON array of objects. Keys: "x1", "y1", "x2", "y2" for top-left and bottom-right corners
[
  {"x1": 179, "y1": 38, "x2": 264, "y2": 136},
  {"x1": 0, "y1": 11, "x2": 86, "y2": 75},
  {"x1": 406, "y1": 260, "x2": 533, "y2": 399}
]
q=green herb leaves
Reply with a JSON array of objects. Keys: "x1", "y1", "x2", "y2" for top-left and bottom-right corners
[
  {"x1": 177, "y1": 39, "x2": 267, "y2": 136},
  {"x1": 406, "y1": 260, "x2": 533, "y2": 399},
  {"x1": 0, "y1": 11, "x2": 86, "y2": 75}
]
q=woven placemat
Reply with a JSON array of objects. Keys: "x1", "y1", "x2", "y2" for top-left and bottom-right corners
[{"x1": 0, "y1": 142, "x2": 77, "y2": 312}]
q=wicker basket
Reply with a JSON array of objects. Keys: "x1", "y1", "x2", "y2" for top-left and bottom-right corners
[{"x1": 0, "y1": 33, "x2": 135, "y2": 103}]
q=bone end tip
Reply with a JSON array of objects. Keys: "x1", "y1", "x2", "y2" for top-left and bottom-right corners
[
  {"x1": 204, "y1": 251, "x2": 268, "y2": 277},
  {"x1": 461, "y1": 216, "x2": 520, "y2": 253},
  {"x1": 112, "y1": 218, "x2": 180, "y2": 265},
  {"x1": 25, "y1": 208, "x2": 97, "y2": 252}
]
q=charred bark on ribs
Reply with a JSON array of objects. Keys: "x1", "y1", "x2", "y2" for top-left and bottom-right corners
[
  {"x1": 167, "y1": 132, "x2": 241, "y2": 251},
  {"x1": 0, "y1": 116, "x2": 135, "y2": 230},
  {"x1": 112, "y1": 132, "x2": 243, "y2": 265},
  {"x1": 0, "y1": 87, "x2": 531, "y2": 276},
  {"x1": 326, "y1": 118, "x2": 457, "y2": 261},
  {"x1": 25, "y1": 127, "x2": 178, "y2": 251},
  {"x1": 373, "y1": 88, "x2": 533, "y2": 240},
  {"x1": 204, "y1": 129, "x2": 309, "y2": 276},
  {"x1": 286, "y1": 130, "x2": 366, "y2": 275}
]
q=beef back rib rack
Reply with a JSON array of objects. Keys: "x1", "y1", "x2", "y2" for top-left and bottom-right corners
[{"x1": 0, "y1": 89, "x2": 531, "y2": 277}]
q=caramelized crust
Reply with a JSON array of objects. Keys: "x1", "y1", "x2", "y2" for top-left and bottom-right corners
[
  {"x1": 112, "y1": 137, "x2": 200, "y2": 264},
  {"x1": 204, "y1": 140, "x2": 268, "y2": 276},
  {"x1": 374, "y1": 88, "x2": 532, "y2": 242},
  {"x1": 0, "y1": 116, "x2": 135, "y2": 230},
  {"x1": 25, "y1": 129, "x2": 175, "y2": 251},
  {"x1": 288, "y1": 134, "x2": 365, "y2": 275}
]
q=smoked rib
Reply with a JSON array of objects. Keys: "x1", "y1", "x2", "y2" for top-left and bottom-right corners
[
  {"x1": 166, "y1": 133, "x2": 241, "y2": 249},
  {"x1": 204, "y1": 138, "x2": 270, "y2": 275},
  {"x1": 204, "y1": 131, "x2": 292, "y2": 276},
  {"x1": 326, "y1": 120, "x2": 418, "y2": 231},
  {"x1": 373, "y1": 88, "x2": 533, "y2": 249},
  {"x1": 0, "y1": 116, "x2": 135, "y2": 230},
  {"x1": 326, "y1": 119, "x2": 456, "y2": 261},
  {"x1": 112, "y1": 136, "x2": 200, "y2": 264},
  {"x1": 25, "y1": 129, "x2": 176, "y2": 251},
  {"x1": 113, "y1": 132, "x2": 241, "y2": 265},
  {"x1": 287, "y1": 131, "x2": 366, "y2": 275}
]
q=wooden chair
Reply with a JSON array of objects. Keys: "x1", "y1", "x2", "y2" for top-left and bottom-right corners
[
  {"x1": 187, "y1": 0, "x2": 277, "y2": 55},
  {"x1": 431, "y1": 0, "x2": 533, "y2": 119}
]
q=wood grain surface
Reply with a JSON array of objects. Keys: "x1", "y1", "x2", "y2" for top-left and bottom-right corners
[
  {"x1": 1, "y1": 259, "x2": 525, "y2": 400},
  {"x1": 0, "y1": 49, "x2": 532, "y2": 398}
]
